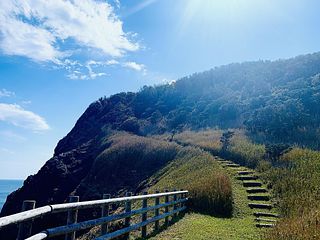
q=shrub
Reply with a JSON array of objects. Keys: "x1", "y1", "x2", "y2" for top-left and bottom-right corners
[{"x1": 189, "y1": 172, "x2": 233, "y2": 217}]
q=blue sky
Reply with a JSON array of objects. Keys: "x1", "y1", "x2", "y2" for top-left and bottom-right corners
[{"x1": 1, "y1": 0, "x2": 320, "y2": 179}]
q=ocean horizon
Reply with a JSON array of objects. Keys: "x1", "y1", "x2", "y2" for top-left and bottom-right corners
[{"x1": 0, "y1": 179, "x2": 23, "y2": 212}]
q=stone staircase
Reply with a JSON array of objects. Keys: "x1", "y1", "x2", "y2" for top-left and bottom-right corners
[{"x1": 217, "y1": 158, "x2": 279, "y2": 228}]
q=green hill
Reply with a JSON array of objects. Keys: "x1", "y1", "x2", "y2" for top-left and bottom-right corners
[{"x1": 2, "y1": 52, "x2": 320, "y2": 239}]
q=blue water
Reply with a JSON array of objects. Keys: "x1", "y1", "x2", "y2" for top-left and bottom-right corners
[{"x1": 0, "y1": 179, "x2": 23, "y2": 211}]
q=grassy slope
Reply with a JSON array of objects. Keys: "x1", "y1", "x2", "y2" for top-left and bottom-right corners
[
  {"x1": 79, "y1": 132, "x2": 263, "y2": 239},
  {"x1": 148, "y1": 160, "x2": 263, "y2": 240},
  {"x1": 147, "y1": 132, "x2": 270, "y2": 239}
]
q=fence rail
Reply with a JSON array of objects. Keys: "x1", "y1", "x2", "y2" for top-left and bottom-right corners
[{"x1": 0, "y1": 190, "x2": 188, "y2": 240}]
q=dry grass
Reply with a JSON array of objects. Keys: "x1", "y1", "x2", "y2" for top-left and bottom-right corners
[
  {"x1": 76, "y1": 132, "x2": 180, "y2": 199},
  {"x1": 169, "y1": 129, "x2": 320, "y2": 239},
  {"x1": 174, "y1": 130, "x2": 223, "y2": 154},
  {"x1": 265, "y1": 210, "x2": 320, "y2": 240},
  {"x1": 189, "y1": 172, "x2": 233, "y2": 217},
  {"x1": 173, "y1": 129, "x2": 265, "y2": 168},
  {"x1": 146, "y1": 146, "x2": 234, "y2": 217},
  {"x1": 228, "y1": 131, "x2": 265, "y2": 167},
  {"x1": 259, "y1": 148, "x2": 320, "y2": 239}
]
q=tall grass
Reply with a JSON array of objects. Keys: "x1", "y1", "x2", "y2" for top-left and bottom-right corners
[
  {"x1": 171, "y1": 129, "x2": 320, "y2": 238},
  {"x1": 174, "y1": 130, "x2": 223, "y2": 154},
  {"x1": 189, "y1": 172, "x2": 233, "y2": 217},
  {"x1": 227, "y1": 131, "x2": 265, "y2": 168},
  {"x1": 260, "y1": 148, "x2": 320, "y2": 216},
  {"x1": 148, "y1": 147, "x2": 233, "y2": 217},
  {"x1": 174, "y1": 129, "x2": 265, "y2": 168},
  {"x1": 265, "y1": 210, "x2": 320, "y2": 240},
  {"x1": 76, "y1": 132, "x2": 180, "y2": 199},
  {"x1": 261, "y1": 148, "x2": 320, "y2": 239}
]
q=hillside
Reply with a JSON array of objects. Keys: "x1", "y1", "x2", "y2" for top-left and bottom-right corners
[
  {"x1": 64, "y1": 52, "x2": 320, "y2": 148},
  {"x1": 2, "y1": 52, "x2": 320, "y2": 239}
]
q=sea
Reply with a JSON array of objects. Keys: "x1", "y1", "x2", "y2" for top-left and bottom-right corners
[{"x1": 0, "y1": 179, "x2": 23, "y2": 211}]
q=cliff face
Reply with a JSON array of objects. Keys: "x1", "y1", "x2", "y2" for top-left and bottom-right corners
[
  {"x1": 1, "y1": 100, "x2": 108, "y2": 218},
  {"x1": 1, "y1": 140, "x2": 99, "y2": 217},
  {"x1": 0, "y1": 131, "x2": 179, "y2": 239}
]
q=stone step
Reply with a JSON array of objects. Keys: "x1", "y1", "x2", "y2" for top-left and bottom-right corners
[
  {"x1": 255, "y1": 218, "x2": 277, "y2": 223},
  {"x1": 247, "y1": 188, "x2": 268, "y2": 194},
  {"x1": 248, "y1": 195, "x2": 270, "y2": 201},
  {"x1": 249, "y1": 203, "x2": 273, "y2": 210},
  {"x1": 243, "y1": 181, "x2": 262, "y2": 187},
  {"x1": 219, "y1": 160, "x2": 233, "y2": 164},
  {"x1": 254, "y1": 212, "x2": 279, "y2": 218},
  {"x1": 256, "y1": 223, "x2": 275, "y2": 228},
  {"x1": 237, "y1": 171, "x2": 255, "y2": 175},
  {"x1": 225, "y1": 163, "x2": 241, "y2": 168},
  {"x1": 237, "y1": 175, "x2": 259, "y2": 181}
]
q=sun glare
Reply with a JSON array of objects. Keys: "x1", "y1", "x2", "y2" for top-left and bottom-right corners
[{"x1": 179, "y1": 0, "x2": 267, "y2": 26}]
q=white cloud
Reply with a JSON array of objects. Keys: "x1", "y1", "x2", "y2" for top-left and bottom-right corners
[
  {"x1": 0, "y1": 0, "x2": 139, "y2": 63},
  {"x1": 66, "y1": 59, "x2": 148, "y2": 79},
  {"x1": 0, "y1": 89, "x2": 15, "y2": 98},
  {"x1": 0, "y1": 103, "x2": 49, "y2": 131},
  {"x1": 123, "y1": 61, "x2": 146, "y2": 72},
  {"x1": 86, "y1": 61, "x2": 107, "y2": 79},
  {"x1": 105, "y1": 59, "x2": 120, "y2": 65},
  {"x1": 67, "y1": 71, "x2": 88, "y2": 80}
]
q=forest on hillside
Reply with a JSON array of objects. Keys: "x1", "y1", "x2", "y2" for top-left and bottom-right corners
[{"x1": 89, "y1": 52, "x2": 320, "y2": 149}]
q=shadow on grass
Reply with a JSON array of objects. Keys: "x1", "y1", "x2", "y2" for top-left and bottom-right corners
[{"x1": 135, "y1": 212, "x2": 186, "y2": 240}]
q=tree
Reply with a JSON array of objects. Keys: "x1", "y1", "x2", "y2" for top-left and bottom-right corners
[{"x1": 220, "y1": 131, "x2": 235, "y2": 152}]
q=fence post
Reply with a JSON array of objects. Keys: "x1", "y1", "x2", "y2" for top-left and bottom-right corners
[
  {"x1": 154, "y1": 190, "x2": 160, "y2": 231},
  {"x1": 141, "y1": 191, "x2": 148, "y2": 238},
  {"x1": 181, "y1": 189, "x2": 185, "y2": 207},
  {"x1": 180, "y1": 189, "x2": 185, "y2": 216},
  {"x1": 16, "y1": 200, "x2": 36, "y2": 240},
  {"x1": 124, "y1": 192, "x2": 132, "y2": 239},
  {"x1": 173, "y1": 189, "x2": 177, "y2": 219},
  {"x1": 101, "y1": 193, "x2": 111, "y2": 235},
  {"x1": 164, "y1": 189, "x2": 169, "y2": 226},
  {"x1": 65, "y1": 196, "x2": 79, "y2": 240}
]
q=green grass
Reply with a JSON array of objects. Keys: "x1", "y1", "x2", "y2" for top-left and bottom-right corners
[
  {"x1": 148, "y1": 168, "x2": 263, "y2": 240},
  {"x1": 149, "y1": 213, "x2": 260, "y2": 240},
  {"x1": 144, "y1": 154, "x2": 264, "y2": 240}
]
